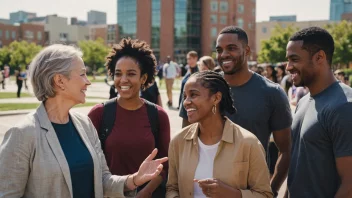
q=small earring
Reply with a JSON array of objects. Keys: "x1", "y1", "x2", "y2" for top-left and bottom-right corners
[
  {"x1": 141, "y1": 84, "x2": 145, "y2": 90},
  {"x1": 212, "y1": 105, "x2": 216, "y2": 115}
]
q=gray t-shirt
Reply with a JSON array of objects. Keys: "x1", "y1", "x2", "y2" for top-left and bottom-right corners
[
  {"x1": 288, "y1": 82, "x2": 352, "y2": 198},
  {"x1": 227, "y1": 72, "x2": 292, "y2": 151}
]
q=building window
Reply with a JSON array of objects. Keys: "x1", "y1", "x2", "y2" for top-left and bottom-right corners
[
  {"x1": 248, "y1": 23, "x2": 253, "y2": 30},
  {"x1": 262, "y1": 27, "x2": 267, "y2": 33},
  {"x1": 37, "y1": 32, "x2": 42, "y2": 40},
  {"x1": 25, "y1": 31, "x2": 34, "y2": 39},
  {"x1": 59, "y1": 33, "x2": 68, "y2": 41},
  {"x1": 238, "y1": 4, "x2": 244, "y2": 13},
  {"x1": 0, "y1": 30, "x2": 2, "y2": 38},
  {"x1": 220, "y1": 2, "x2": 228, "y2": 12},
  {"x1": 211, "y1": 27, "x2": 217, "y2": 37},
  {"x1": 210, "y1": 1, "x2": 218, "y2": 12},
  {"x1": 237, "y1": 18, "x2": 244, "y2": 28},
  {"x1": 220, "y1": 16, "x2": 227, "y2": 24},
  {"x1": 211, "y1": 15, "x2": 217, "y2": 24},
  {"x1": 11, "y1": 31, "x2": 16, "y2": 39},
  {"x1": 252, "y1": 8, "x2": 256, "y2": 16},
  {"x1": 5, "y1": 30, "x2": 9, "y2": 40}
]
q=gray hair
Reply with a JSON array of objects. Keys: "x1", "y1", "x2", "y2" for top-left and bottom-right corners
[{"x1": 29, "y1": 44, "x2": 83, "y2": 101}]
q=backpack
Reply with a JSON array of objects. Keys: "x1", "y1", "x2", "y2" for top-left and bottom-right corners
[
  {"x1": 98, "y1": 98, "x2": 166, "y2": 197},
  {"x1": 98, "y1": 98, "x2": 160, "y2": 152}
]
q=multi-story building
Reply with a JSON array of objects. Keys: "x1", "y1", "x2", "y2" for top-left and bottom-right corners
[
  {"x1": 256, "y1": 20, "x2": 336, "y2": 55},
  {"x1": 88, "y1": 24, "x2": 119, "y2": 46},
  {"x1": 0, "y1": 23, "x2": 45, "y2": 47},
  {"x1": 107, "y1": 24, "x2": 119, "y2": 46},
  {"x1": 270, "y1": 15, "x2": 297, "y2": 22},
  {"x1": 10, "y1": 11, "x2": 37, "y2": 24},
  {"x1": 330, "y1": 0, "x2": 352, "y2": 21},
  {"x1": 35, "y1": 15, "x2": 89, "y2": 45},
  {"x1": 0, "y1": 19, "x2": 11, "y2": 25},
  {"x1": 88, "y1": 10, "x2": 107, "y2": 25},
  {"x1": 117, "y1": 0, "x2": 256, "y2": 63},
  {"x1": 71, "y1": 17, "x2": 88, "y2": 26}
]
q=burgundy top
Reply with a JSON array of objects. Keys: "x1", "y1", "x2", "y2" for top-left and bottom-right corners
[{"x1": 88, "y1": 100, "x2": 170, "y2": 180}]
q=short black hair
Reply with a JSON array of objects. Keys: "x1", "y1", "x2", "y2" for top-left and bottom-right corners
[
  {"x1": 105, "y1": 38, "x2": 157, "y2": 89},
  {"x1": 191, "y1": 71, "x2": 236, "y2": 115},
  {"x1": 219, "y1": 26, "x2": 248, "y2": 46},
  {"x1": 290, "y1": 27, "x2": 334, "y2": 65}
]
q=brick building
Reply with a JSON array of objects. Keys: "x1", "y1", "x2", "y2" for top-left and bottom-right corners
[{"x1": 117, "y1": 0, "x2": 256, "y2": 63}]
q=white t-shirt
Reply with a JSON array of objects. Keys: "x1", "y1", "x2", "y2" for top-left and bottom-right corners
[
  {"x1": 193, "y1": 138, "x2": 220, "y2": 198},
  {"x1": 163, "y1": 61, "x2": 178, "y2": 79}
]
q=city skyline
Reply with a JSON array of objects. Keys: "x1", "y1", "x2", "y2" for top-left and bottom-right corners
[{"x1": 0, "y1": 0, "x2": 330, "y2": 24}]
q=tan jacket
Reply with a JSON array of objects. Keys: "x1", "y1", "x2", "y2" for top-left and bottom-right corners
[
  {"x1": 0, "y1": 103, "x2": 134, "y2": 198},
  {"x1": 166, "y1": 118, "x2": 273, "y2": 198}
]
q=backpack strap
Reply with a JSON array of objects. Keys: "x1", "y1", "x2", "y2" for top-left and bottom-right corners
[
  {"x1": 143, "y1": 99, "x2": 160, "y2": 149},
  {"x1": 99, "y1": 98, "x2": 117, "y2": 151}
]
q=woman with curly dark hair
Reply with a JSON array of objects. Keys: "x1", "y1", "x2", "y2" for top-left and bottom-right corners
[{"x1": 88, "y1": 38, "x2": 170, "y2": 198}]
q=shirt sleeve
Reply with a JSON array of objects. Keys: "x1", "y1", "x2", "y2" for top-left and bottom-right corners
[
  {"x1": 156, "y1": 106, "x2": 171, "y2": 181},
  {"x1": 87, "y1": 104, "x2": 104, "y2": 135},
  {"x1": 240, "y1": 140, "x2": 273, "y2": 198},
  {"x1": 269, "y1": 86, "x2": 293, "y2": 132},
  {"x1": 0, "y1": 127, "x2": 32, "y2": 197},
  {"x1": 166, "y1": 138, "x2": 180, "y2": 198},
  {"x1": 329, "y1": 103, "x2": 352, "y2": 158}
]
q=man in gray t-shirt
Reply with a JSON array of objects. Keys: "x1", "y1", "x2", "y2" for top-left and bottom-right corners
[
  {"x1": 286, "y1": 27, "x2": 352, "y2": 197},
  {"x1": 216, "y1": 26, "x2": 292, "y2": 197}
]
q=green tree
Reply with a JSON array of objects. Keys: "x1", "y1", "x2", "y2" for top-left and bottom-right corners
[
  {"x1": 258, "y1": 25, "x2": 297, "y2": 64},
  {"x1": 325, "y1": 21, "x2": 352, "y2": 69},
  {"x1": 0, "y1": 46, "x2": 11, "y2": 67},
  {"x1": 7, "y1": 41, "x2": 42, "y2": 69},
  {"x1": 78, "y1": 38, "x2": 109, "y2": 73}
]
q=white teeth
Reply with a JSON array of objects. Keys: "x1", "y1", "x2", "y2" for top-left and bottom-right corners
[
  {"x1": 121, "y1": 86, "x2": 130, "y2": 90},
  {"x1": 187, "y1": 108, "x2": 197, "y2": 112},
  {"x1": 223, "y1": 61, "x2": 232, "y2": 64}
]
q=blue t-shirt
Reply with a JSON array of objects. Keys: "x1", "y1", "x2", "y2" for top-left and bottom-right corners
[
  {"x1": 52, "y1": 118, "x2": 94, "y2": 198},
  {"x1": 288, "y1": 82, "x2": 352, "y2": 198},
  {"x1": 226, "y1": 72, "x2": 292, "y2": 152}
]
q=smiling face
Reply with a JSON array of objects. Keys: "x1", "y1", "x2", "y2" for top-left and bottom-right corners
[
  {"x1": 286, "y1": 40, "x2": 317, "y2": 87},
  {"x1": 183, "y1": 76, "x2": 219, "y2": 124},
  {"x1": 216, "y1": 33, "x2": 249, "y2": 75},
  {"x1": 60, "y1": 57, "x2": 91, "y2": 105},
  {"x1": 114, "y1": 56, "x2": 147, "y2": 100}
]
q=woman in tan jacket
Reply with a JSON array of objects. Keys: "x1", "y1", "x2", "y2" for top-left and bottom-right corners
[{"x1": 167, "y1": 71, "x2": 273, "y2": 198}]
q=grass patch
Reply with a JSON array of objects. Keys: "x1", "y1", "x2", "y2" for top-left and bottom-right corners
[
  {"x1": 0, "y1": 102, "x2": 99, "y2": 111},
  {"x1": 0, "y1": 92, "x2": 32, "y2": 99}
]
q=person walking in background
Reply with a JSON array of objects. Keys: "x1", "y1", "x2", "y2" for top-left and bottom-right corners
[
  {"x1": 0, "y1": 44, "x2": 167, "y2": 198},
  {"x1": 88, "y1": 38, "x2": 170, "y2": 198},
  {"x1": 15, "y1": 66, "x2": 25, "y2": 98},
  {"x1": 163, "y1": 56, "x2": 178, "y2": 107},
  {"x1": 265, "y1": 65, "x2": 278, "y2": 83},
  {"x1": 178, "y1": 51, "x2": 198, "y2": 110},
  {"x1": 286, "y1": 27, "x2": 352, "y2": 198},
  {"x1": 276, "y1": 64, "x2": 286, "y2": 84},
  {"x1": 0, "y1": 68, "x2": 4, "y2": 90},
  {"x1": 167, "y1": 71, "x2": 273, "y2": 198},
  {"x1": 215, "y1": 26, "x2": 292, "y2": 198}
]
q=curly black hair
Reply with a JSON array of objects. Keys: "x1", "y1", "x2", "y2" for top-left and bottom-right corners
[
  {"x1": 290, "y1": 27, "x2": 334, "y2": 66},
  {"x1": 105, "y1": 38, "x2": 157, "y2": 89},
  {"x1": 191, "y1": 71, "x2": 236, "y2": 115}
]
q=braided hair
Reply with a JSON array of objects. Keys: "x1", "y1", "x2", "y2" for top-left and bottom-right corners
[{"x1": 191, "y1": 71, "x2": 236, "y2": 115}]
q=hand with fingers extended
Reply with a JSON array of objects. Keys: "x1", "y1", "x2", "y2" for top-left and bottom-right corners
[
  {"x1": 133, "y1": 148, "x2": 168, "y2": 187},
  {"x1": 194, "y1": 178, "x2": 242, "y2": 198}
]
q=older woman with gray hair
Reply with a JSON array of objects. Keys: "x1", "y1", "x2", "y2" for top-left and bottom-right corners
[{"x1": 0, "y1": 44, "x2": 168, "y2": 198}]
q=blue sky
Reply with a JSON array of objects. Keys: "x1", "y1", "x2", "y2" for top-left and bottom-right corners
[{"x1": 0, "y1": 0, "x2": 330, "y2": 23}]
